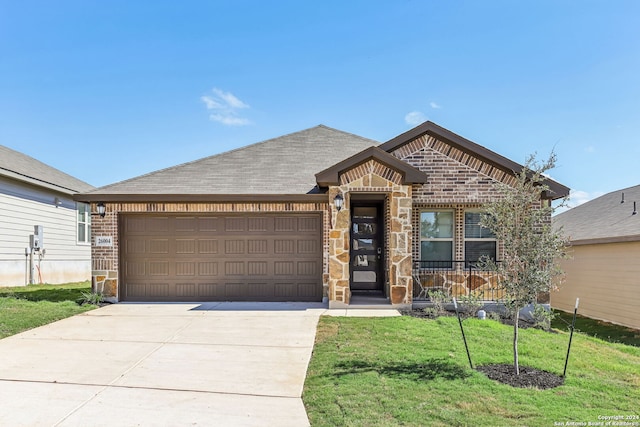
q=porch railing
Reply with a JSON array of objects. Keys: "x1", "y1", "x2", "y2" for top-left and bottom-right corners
[{"x1": 412, "y1": 260, "x2": 505, "y2": 302}]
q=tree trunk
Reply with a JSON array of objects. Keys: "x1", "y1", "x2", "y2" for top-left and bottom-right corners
[{"x1": 513, "y1": 305, "x2": 520, "y2": 375}]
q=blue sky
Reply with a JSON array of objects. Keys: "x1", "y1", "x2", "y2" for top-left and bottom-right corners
[{"x1": 1, "y1": 1, "x2": 639, "y2": 209}]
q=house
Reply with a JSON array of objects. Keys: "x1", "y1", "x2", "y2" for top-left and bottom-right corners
[
  {"x1": 552, "y1": 185, "x2": 640, "y2": 330},
  {"x1": 0, "y1": 145, "x2": 95, "y2": 286},
  {"x1": 75, "y1": 122, "x2": 569, "y2": 307}
]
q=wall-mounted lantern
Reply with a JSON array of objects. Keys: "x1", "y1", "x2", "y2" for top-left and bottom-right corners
[
  {"x1": 94, "y1": 202, "x2": 106, "y2": 218},
  {"x1": 333, "y1": 193, "x2": 344, "y2": 212}
]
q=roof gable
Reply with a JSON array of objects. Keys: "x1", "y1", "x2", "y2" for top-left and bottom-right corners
[
  {"x1": 0, "y1": 145, "x2": 95, "y2": 194},
  {"x1": 315, "y1": 146, "x2": 427, "y2": 186},
  {"x1": 77, "y1": 125, "x2": 379, "y2": 201},
  {"x1": 380, "y1": 121, "x2": 570, "y2": 200}
]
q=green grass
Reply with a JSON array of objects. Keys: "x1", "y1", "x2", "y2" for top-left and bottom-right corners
[
  {"x1": 0, "y1": 282, "x2": 96, "y2": 339},
  {"x1": 303, "y1": 315, "x2": 640, "y2": 427},
  {"x1": 552, "y1": 309, "x2": 640, "y2": 347}
]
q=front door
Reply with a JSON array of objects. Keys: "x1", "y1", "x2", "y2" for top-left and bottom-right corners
[{"x1": 350, "y1": 203, "x2": 384, "y2": 293}]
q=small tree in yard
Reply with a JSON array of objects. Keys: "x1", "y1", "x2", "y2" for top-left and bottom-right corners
[{"x1": 478, "y1": 152, "x2": 569, "y2": 375}]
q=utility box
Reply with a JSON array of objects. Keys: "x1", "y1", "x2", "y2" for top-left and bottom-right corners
[{"x1": 32, "y1": 225, "x2": 43, "y2": 250}]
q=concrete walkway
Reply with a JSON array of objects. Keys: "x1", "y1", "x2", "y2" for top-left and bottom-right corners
[{"x1": 0, "y1": 302, "x2": 399, "y2": 426}]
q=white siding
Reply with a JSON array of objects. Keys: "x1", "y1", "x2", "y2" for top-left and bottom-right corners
[{"x1": 0, "y1": 177, "x2": 90, "y2": 286}]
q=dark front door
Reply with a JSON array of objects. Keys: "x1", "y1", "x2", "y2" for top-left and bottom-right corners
[{"x1": 350, "y1": 203, "x2": 384, "y2": 293}]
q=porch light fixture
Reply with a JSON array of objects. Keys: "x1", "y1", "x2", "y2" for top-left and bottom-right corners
[
  {"x1": 333, "y1": 193, "x2": 344, "y2": 212},
  {"x1": 95, "y1": 202, "x2": 106, "y2": 218}
]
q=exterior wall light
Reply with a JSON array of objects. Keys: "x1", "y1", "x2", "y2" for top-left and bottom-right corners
[
  {"x1": 334, "y1": 193, "x2": 344, "y2": 211},
  {"x1": 96, "y1": 202, "x2": 106, "y2": 218}
]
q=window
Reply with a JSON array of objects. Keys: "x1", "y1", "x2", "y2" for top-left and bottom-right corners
[
  {"x1": 77, "y1": 203, "x2": 91, "y2": 244},
  {"x1": 464, "y1": 211, "x2": 496, "y2": 264},
  {"x1": 420, "y1": 211, "x2": 453, "y2": 268}
]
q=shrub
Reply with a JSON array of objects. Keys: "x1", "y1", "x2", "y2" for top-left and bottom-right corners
[{"x1": 78, "y1": 291, "x2": 104, "y2": 306}]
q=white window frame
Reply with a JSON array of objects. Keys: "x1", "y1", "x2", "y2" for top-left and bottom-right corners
[
  {"x1": 463, "y1": 210, "x2": 497, "y2": 263},
  {"x1": 419, "y1": 209, "x2": 454, "y2": 265},
  {"x1": 77, "y1": 202, "x2": 91, "y2": 245}
]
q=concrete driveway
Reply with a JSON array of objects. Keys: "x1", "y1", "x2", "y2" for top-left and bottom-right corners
[{"x1": 0, "y1": 302, "x2": 330, "y2": 426}]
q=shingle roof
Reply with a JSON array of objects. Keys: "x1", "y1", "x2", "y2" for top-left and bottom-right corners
[
  {"x1": 0, "y1": 145, "x2": 95, "y2": 194},
  {"x1": 78, "y1": 125, "x2": 379, "y2": 200},
  {"x1": 553, "y1": 184, "x2": 640, "y2": 244}
]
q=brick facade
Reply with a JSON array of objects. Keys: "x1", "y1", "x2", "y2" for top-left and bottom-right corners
[
  {"x1": 390, "y1": 133, "x2": 519, "y2": 265},
  {"x1": 90, "y1": 201, "x2": 330, "y2": 302}
]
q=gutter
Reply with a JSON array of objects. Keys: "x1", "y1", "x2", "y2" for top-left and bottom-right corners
[
  {"x1": 567, "y1": 234, "x2": 640, "y2": 246},
  {"x1": 72, "y1": 193, "x2": 330, "y2": 203}
]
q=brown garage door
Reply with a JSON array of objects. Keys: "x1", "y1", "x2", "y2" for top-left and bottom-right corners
[{"x1": 120, "y1": 213, "x2": 323, "y2": 302}]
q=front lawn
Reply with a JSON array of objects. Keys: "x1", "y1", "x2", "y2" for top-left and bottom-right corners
[
  {"x1": 0, "y1": 282, "x2": 96, "y2": 339},
  {"x1": 303, "y1": 315, "x2": 640, "y2": 427},
  {"x1": 552, "y1": 310, "x2": 640, "y2": 347}
]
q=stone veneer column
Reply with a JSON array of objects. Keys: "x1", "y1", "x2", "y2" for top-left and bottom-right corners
[
  {"x1": 328, "y1": 186, "x2": 351, "y2": 306},
  {"x1": 388, "y1": 185, "x2": 413, "y2": 305},
  {"x1": 327, "y1": 164, "x2": 413, "y2": 308}
]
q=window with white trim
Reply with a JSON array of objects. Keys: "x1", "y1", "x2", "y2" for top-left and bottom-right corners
[
  {"x1": 420, "y1": 211, "x2": 454, "y2": 267},
  {"x1": 77, "y1": 203, "x2": 91, "y2": 244},
  {"x1": 464, "y1": 211, "x2": 496, "y2": 264}
]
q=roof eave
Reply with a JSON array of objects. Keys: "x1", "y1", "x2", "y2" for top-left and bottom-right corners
[
  {"x1": 0, "y1": 169, "x2": 82, "y2": 195},
  {"x1": 72, "y1": 193, "x2": 329, "y2": 203},
  {"x1": 568, "y1": 234, "x2": 640, "y2": 246}
]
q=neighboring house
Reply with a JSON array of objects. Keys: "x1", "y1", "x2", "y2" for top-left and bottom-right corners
[
  {"x1": 75, "y1": 122, "x2": 569, "y2": 307},
  {"x1": 0, "y1": 145, "x2": 95, "y2": 286},
  {"x1": 552, "y1": 185, "x2": 640, "y2": 330}
]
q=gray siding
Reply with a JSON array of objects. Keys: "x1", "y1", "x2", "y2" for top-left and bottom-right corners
[{"x1": 0, "y1": 177, "x2": 91, "y2": 286}]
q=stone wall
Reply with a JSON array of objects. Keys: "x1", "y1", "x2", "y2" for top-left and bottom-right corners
[{"x1": 413, "y1": 269, "x2": 505, "y2": 301}]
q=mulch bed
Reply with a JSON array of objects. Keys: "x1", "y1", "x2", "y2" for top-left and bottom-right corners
[
  {"x1": 401, "y1": 308, "x2": 565, "y2": 389},
  {"x1": 476, "y1": 364, "x2": 564, "y2": 389}
]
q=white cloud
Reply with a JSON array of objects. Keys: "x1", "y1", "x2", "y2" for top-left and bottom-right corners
[
  {"x1": 405, "y1": 111, "x2": 427, "y2": 126},
  {"x1": 201, "y1": 88, "x2": 251, "y2": 126},
  {"x1": 429, "y1": 101, "x2": 441, "y2": 109},
  {"x1": 211, "y1": 88, "x2": 249, "y2": 109},
  {"x1": 208, "y1": 114, "x2": 251, "y2": 126},
  {"x1": 554, "y1": 189, "x2": 604, "y2": 214},
  {"x1": 200, "y1": 95, "x2": 222, "y2": 110},
  {"x1": 567, "y1": 189, "x2": 603, "y2": 208}
]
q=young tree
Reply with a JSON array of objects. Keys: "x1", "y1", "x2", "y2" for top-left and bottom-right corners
[{"x1": 479, "y1": 152, "x2": 569, "y2": 375}]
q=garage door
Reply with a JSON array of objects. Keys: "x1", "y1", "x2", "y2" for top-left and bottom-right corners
[{"x1": 120, "y1": 214, "x2": 323, "y2": 302}]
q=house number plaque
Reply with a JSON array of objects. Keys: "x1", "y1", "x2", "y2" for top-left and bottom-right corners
[{"x1": 95, "y1": 236, "x2": 113, "y2": 247}]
